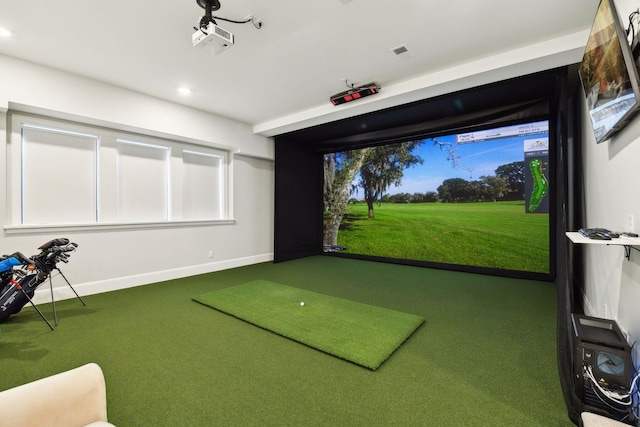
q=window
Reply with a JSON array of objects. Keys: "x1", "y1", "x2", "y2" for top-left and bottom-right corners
[
  {"x1": 8, "y1": 114, "x2": 230, "y2": 227},
  {"x1": 182, "y1": 150, "x2": 225, "y2": 220},
  {"x1": 116, "y1": 139, "x2": 170, "y2": 222},
  {"x1": 21, "y1": 124, "x2": 98, "y2": 224}
]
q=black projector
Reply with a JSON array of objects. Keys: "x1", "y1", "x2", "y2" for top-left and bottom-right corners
[{"x1": 330, "y1": 83, "x2": 380, "y2": 106}]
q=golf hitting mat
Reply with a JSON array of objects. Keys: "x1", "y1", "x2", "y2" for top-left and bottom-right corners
[{"x1": 192, "y1": 280, "x2": 424, "y2": 370}]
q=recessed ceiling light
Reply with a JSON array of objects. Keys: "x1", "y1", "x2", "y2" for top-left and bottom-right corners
[
  {"x1": 178, "y1": 87, "x2": 192, "y2": 95},
  {"x1": 0, "y1": 27, "x2": 12, "y2": 38}
]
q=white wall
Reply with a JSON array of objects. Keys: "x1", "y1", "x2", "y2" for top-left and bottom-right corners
[
  {"x1": 0, "y1": 54, "x2": 274, "y2": 303},
  {"x1": 578, "y1": 0, "x2": 640, "y2": 365}
]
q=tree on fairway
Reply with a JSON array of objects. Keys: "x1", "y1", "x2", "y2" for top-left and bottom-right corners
[
  {"x1": 323, "y1": 149, "x2": 371, "y2": 245},
  {"x1": 358, "y1": 141, "x2": 423, "y2": 219},
  {"x1": 495, "y1": 161, "x2": 525, "y2": 199},
  {"x1": 480, "y1": 175, "x2": 508, "y2": 201},
  {"x1": 437, "y1": 177, "x2": 470, "y2": 202}
]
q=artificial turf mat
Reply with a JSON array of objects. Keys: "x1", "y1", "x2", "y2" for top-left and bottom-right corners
[{"x1": 193, "y1": 280, "x2": 424, "y2": 370}]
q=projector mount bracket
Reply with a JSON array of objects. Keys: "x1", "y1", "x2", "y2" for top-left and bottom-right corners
[
  {"x1": 195, "y1": 0, "x2": 263, "y2": 30},
  {"x1": 196, "y1": 0, "x2": 221, "y2": 29}
]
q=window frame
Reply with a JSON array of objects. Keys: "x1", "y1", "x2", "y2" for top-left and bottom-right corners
[
  {"x1": 6, "y1": 112, "x2": 234, "y2": 233},
  {"x1": 19, "y1": 123, "x2": 100, "y2": 225}
]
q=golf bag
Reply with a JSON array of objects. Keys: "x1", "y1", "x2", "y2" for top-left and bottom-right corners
[{"x1": 0, "y1": 238, "x2": 78, "y2": 323}]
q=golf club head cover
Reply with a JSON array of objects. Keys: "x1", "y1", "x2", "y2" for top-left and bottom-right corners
[
  {"x1": 0, "y1": 252, "x2": 34, "y2": 273},
  {"x1": 38, "y1": 238, "x2": 70, "y2": 251}
]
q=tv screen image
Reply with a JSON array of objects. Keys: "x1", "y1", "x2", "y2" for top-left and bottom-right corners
[
  {"x1": 579, "y1": 0, "x2": 640, "y2": 143},
  {"x1": 322, "y1": 120, "x2": 551, "y2": 274},
  {"x1": 597, "y1": 352, "x2": 626, "y2": 376}
]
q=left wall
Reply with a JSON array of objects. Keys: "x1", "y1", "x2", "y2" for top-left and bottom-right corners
[{"x1": 0, "y1": 53, "x2": 274, "y2": 303}]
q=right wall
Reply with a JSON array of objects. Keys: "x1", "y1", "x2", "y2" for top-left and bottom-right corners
[{"x1": 577, "y1": 0, "x2": 640, "y2": 366}]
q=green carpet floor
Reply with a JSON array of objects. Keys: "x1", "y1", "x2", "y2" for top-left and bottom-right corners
[{"x1": 0, "y1": 256, "x2": 572, "y2": 426}]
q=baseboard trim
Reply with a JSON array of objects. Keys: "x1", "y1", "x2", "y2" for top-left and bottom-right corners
[{"x1": 31, "y1": 253, "x2": 274, "y2": 304}]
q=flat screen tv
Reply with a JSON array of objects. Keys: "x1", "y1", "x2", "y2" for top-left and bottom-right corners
[
  {"x1": 322, "y1": 119, "x2": 551, "y2": 276},
  {"x1": 579, "y1": 0, "x2": 640, "y2": 143}
]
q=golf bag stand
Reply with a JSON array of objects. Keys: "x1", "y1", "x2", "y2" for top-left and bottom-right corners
[
  {"x1": 33, "y1": 238, "x2": 83, "y2": 327},
  {"x1": 0, "y1": 238, "x2": 82, "y2": 329},
  {"x1": 0, "y1": 277, "x2": 55, "y2": 331},
  {"x1": 48, "y1": 266, "x2": 86, "y2": 327}
]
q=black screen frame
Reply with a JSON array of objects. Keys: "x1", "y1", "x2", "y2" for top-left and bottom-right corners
[
  {"x1": 319, "y1": 115, "x2": 555, "y2": 280},
  {"x1": 274, "y1": 68, "x2": 567, "y2": 282}
]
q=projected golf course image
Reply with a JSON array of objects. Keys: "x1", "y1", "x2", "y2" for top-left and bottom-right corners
[{"x1": 323, "y1": 120, "x2": 551, "y2": 274}]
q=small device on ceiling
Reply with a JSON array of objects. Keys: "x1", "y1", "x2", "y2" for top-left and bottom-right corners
[
  {"x1": 192, "y1": 21, "x2": 234, "y2": 55},
  {"x1": 193, "y1": 0, "x2": 233, "y2": 55},
  {"x1": 330, "y1": 82, "x2": 380, "y2": 106},
  {"x1": 192, "y1": 0, "x2": 262, "y2": 55}
]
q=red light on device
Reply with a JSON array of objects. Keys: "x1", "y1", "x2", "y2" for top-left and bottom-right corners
[{"x1": 330, "y1": 83, "x2": 380, "y2": 106}]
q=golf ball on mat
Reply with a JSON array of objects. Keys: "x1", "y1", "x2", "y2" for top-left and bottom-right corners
[{"x1": 300, "y1": 301, "x2": 305, "y2": 306}]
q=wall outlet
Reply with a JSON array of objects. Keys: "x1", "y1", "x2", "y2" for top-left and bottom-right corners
[
  {"x1": 629, "y1": 214, "x2": 635, "y2": 232},
  {"x1": 604, "y1": 303, "x2": 608, "y2": 318},
  {"x1": 208, "y1": 250, "x2": 213, "y2": 258}
]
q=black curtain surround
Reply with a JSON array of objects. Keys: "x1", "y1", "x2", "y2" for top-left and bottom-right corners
[
  {"x1": 554, "y1": 64, "x2": 584, "y2": 426},
  {"x1": 274, "y1": 66, "x2": 583, "y2": 423},
  {"x1": 274, "y1": 136, "x2": 323, "y2": 262},
  {"x1": 274, "y1": 68, "x2": 563, "y2": 277}
]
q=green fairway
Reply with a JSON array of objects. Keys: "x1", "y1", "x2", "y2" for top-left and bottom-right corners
[{"x1": 336, "y1": 201, "x2": 549, "y2": 273}]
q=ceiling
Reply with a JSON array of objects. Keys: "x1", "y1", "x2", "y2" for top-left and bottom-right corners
[{"x1": 0, "y1": 0, "x2": 600, "y2": 136}]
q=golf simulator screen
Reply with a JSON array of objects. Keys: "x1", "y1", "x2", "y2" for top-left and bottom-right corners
[{"x1": 322, "y1": 119, "x2": 551, "y2": 275}]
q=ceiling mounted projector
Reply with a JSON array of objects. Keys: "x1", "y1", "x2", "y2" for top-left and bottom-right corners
[
  {"x1": 192, "y1": 21, "x2": 234, "y2": 54},
  {"x1": 330, "y1": 83, "x2": 380, "y2": 106},
  {"x1": 192, "y1": 0, "x2": 263, "y2": 55},
  {"x1": 193, "y1": 0, "x2": 233, "y2": 55}
]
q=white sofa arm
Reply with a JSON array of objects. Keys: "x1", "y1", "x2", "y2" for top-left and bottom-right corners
[
  {"x1": 0, "y1": 363, "x2": 114, "y2": 427},
  {"x1": 581, "y1": 412, "x2": 629, "y2": 427}
]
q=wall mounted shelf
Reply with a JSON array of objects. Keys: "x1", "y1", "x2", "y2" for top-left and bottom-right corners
[{"x1": 566, "y1": 232, "x2": 640, "y2": 261}]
